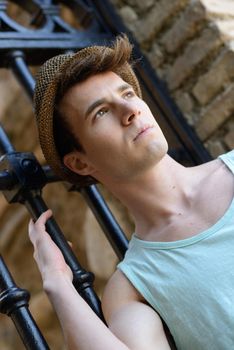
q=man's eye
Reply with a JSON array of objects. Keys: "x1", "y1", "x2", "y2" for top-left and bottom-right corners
[
  {"x1": 95, "y1": 108, "x2": 108, "y2": 118},
  {"x1": 124, "y1": 90, "x2": 135, "y2": 99}
]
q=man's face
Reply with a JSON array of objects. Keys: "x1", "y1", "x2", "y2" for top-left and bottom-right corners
[{"x1": 60, "y1": 71, "x2": 168, "y2": 183}]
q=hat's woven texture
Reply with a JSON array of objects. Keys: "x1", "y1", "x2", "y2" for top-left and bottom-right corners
[{"x1": 34, "y1": 45, "x2": 142, "y2": 184}]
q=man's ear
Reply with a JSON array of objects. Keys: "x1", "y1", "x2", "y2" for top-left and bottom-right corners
[{"x1": 63, "y1": 151, "x2": 95, "y2": 176}]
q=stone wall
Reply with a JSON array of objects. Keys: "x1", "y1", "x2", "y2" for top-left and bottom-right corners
[
  {"x1": 0, "y1": 0, "x2": 233, "y2": 349},
  {"x1": 112, "y1": 0, "x2": 234, "y2": 157}
]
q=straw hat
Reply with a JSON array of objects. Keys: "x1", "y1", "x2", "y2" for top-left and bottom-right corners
[{"x1": 34, "y1": 43, "x2": 142, "y2": 185}]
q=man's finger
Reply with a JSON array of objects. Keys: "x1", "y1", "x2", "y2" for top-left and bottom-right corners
[
  {"x1": 33, "y1": 209, "x2": 53, "y2": 230},
  {"x1": 37, "y1": 209, "x2": 53, "y2": 224},
  {"x1": 28, "y1": 209, "x2": 53, "y2": 241}
]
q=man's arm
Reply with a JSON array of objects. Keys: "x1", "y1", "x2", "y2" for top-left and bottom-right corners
[
  {"x1": 102, "y1": 270, "x2": 170, "y2": 350},
  {"x1": 28, "y1": 210, "x2": 170, "y2": 350}
]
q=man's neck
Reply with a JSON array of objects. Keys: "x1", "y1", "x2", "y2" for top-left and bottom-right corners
[{"x1": 107, "y1": 155, "x2": 204, "y2": 241}]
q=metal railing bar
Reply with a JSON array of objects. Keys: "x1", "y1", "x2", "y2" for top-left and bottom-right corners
[
  {"x1": 0, "y1": 255, "x2": 50, "y2": 350},
  {"x1": 24, "y1": 192, "x2": 105, "y2": 322},
  {"x1": 0, "y1": 166, "x2": 60, "y2": 190},
  {"x1": 0, "y1": 170, "x2": 16, "y2": 190},
  {"x1": 0, "y1": 125, "x2": 15, "y2": 154},
  {"x1": 42, "y1": 165, "x2": 61, "y2": 183},
  {"x1": 7, "y1": 51, "x2": 35, "y2": 100},
  {"x1": 80, "y1": 185, "x2": 128, "y2": 260}
]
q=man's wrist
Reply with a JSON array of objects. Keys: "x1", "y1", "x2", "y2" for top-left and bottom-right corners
[{"x1": 43, "y1": 271, "x2": 73, "y2": 294}]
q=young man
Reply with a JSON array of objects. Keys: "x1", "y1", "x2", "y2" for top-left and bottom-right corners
[{"x1": 29, "y1": 35, "x2": 234, "y2": 349}]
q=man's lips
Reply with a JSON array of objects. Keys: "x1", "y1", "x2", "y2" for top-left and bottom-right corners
[{"x1": 133, "y1": 125, "x2": 153, "y2": 141}]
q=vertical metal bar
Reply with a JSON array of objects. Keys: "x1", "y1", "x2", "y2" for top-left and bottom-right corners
[
  {"x1": 23, "y1": 193, "x2": 105, "y2": 323},
  {"x1": 80, "y1": 185, "x2": 128, "y2": 260},
  {"x1": 7, "y1": 51, "x2": 35, "y2": 100},
  {"x1": 0, "y1": 124, "x2": 15, "y2": 154},
  {"x1": 0, "y1": 256, "x2": 50, "y2": 350},
  {"x1": 11, "y1": 308, "x2": 50, "y2": 350}
]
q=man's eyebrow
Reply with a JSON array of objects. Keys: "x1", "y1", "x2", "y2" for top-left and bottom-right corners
[
  {"x1": 84, "y1": 83, "x2": 133, "y2": 119},
  {"x1": 117, "y1": 83, "x2": 133, "y2": 93},
  {"x1": 85, "y1": 98, "x2": 106, "y2": 119}
]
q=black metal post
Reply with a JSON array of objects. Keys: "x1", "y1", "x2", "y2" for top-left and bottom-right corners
[
  {"x1": 24, "y1": 193, "x2": 105, "y2": 322},
  {"x1": 80, "y1": 185, "x2": 128, "y2": 260},
  {"x1": 0, "y1": 170, "x2": 15, "y2": 190},
  {"x1": 42, "y1": 165, "x2": 60, "y2": 184},
  {"x1": 0, "y1": 255, "x2": 50, "y2": 349},
  {"x1": 7, "y1": 51, "x2": 35, "y2": 100},
  {"x1": 0, "y1": 124, "x2": 15, "y2": 154}
]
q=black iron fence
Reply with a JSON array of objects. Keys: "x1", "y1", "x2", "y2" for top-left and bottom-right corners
[{"x1": 0, "y1": 1, "x2": 211, "y2": 349}]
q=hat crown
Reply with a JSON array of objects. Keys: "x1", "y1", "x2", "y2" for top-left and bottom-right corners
[{"x1": 34, "y1": 53, "x2": 73, "y2": 117}]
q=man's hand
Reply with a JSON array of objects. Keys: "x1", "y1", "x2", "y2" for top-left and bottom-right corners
[
  {"x1": 28, "y1": 210, "x2": 130, "y2": 350},
  {"x1": 28, "y1": 209, "x2": 73, "y2": 286}
]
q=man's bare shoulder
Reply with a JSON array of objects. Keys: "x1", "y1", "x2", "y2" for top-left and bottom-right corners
[{"x1": 102, "y1": 269, "x2": 144, "y2": 323}]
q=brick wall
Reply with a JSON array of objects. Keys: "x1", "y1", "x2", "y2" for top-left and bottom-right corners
[{"x1": 112, "y1": 0, "x2": 234, "y2": 157}]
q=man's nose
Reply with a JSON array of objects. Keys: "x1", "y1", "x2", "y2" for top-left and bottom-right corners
[{"x1": 120, "y1": 102, "x2": 140, "y2": 126}]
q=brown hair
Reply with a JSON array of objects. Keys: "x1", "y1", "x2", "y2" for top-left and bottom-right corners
[{"x1": 53, "y1": 34, "x2": 135, "y2": 186}]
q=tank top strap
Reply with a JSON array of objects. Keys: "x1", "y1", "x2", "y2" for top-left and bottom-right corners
[{"x1": 218, "y1": 150, "x2": 234, "y2": 175}]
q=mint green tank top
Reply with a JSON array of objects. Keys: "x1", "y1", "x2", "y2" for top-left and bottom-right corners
[{"x1": 117, "y1": 150, "x2": 234, "y2": 350}]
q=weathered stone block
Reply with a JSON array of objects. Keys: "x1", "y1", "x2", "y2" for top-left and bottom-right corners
[
  {"x1": 147, "y1": 42, "x2": 164, "y2": 69},
  {"x1": 205, "y1": 140, "x2": 226, "y2": 158},
  {"x1": 195, "y1": 83, "x2": 234, "y2": 140},
  {"x1": 161, "y1": 0, "x2": 206, "y2": 53},
  {"x1": 192, "y1": 42, "x2": 234, "y2": 105},
  {"x1": 127, "y1": 0, "x2": 154, "y2": 12},
  {"x1": 167, "y1": 26, "x2": 222, "y2": 90},
  {"x1": 224, "y1": 128, "x2": 234, "y2": 149},
  {"x1": 135, "y1": 0, "x2": 187, "y2": 44},
  {"x1": 175, "y1": 91, "x2": 194, "y2": 113},
  {"x1": 201, "y1": 0, "x2": 234, "y2": 18},
  {"x1": 119, "y1": 6, "x2": 138, "y2": 24},
  {"x1": 216, "y1": 20, "x2": 234, "y2": 40}
]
